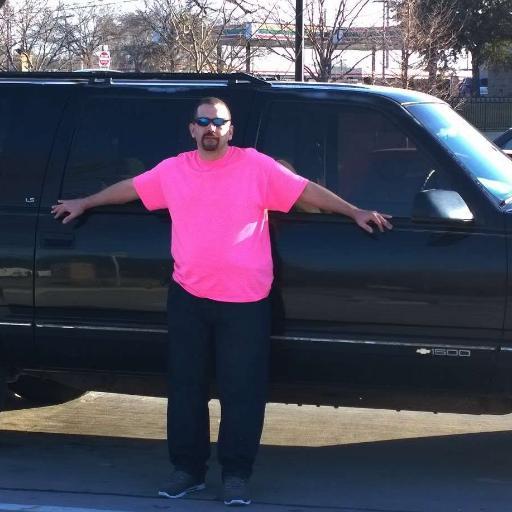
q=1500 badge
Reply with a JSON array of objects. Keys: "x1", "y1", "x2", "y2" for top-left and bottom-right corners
[{"x1": 416, "y1": 348, "x2": 471, "y2": 357}]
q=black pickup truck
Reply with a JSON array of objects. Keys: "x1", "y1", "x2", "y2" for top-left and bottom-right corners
[{"x1": 2, "y1": 71, "x2": 512, "y2": 415}]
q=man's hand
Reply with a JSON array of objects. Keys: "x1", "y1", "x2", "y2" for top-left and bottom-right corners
[
  {"x1": 352, "y1": 208, "x2": 393, "y2": 233},
  {"x1": 51, "y1": 198, "x2": 88, "y2": 224},
  {"x1": 297, "y1": 182, "x2": 393, "y2": 232},
  {"x1": 51, "y1": 179, "x2": 139, "y2": 224}
]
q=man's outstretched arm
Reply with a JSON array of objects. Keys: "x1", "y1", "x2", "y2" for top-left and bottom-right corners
[
  {"x1": 51, "y1": 178, "x2": 139, "y2": 224},
  {"x1": 297, "y1": 182, "x2": 393, "y2": 233}
]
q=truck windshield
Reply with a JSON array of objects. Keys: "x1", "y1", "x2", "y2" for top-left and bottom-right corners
[{"x1": 407, "y1": 102, "x2": 512, "y2": 204}]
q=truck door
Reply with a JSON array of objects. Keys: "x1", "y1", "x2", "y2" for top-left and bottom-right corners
[
  {"x1": 0, "y1": 84, "x2": 68, "y2": 365},
  {"x1": 35, "y1": 84, "x2": 252, "y2": 373},
  {"x1": 255, "y1": 96, "x2": 504, "y2": 396}
]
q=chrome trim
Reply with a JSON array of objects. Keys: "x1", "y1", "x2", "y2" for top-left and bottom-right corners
[
  {"x1": 30, "y1": 326, "x2": 497, "y2": 351},
  {"x1": 0, "y1": 80, "x2": 80, "y2": 85},
  {"x1": 0, "y1": 321, "x2": 32, "y2": 327},
  {"x1": 36, "y1": 323, "x2": 166, "y2": 334},
  {"x1": 500, "y1": 346, "x2": 512, "y2": 352},
  {"x1": 118, "y1": 81, "x2": 227, "y2": 87},
  {"x1": 271, "y1": 335, "x2": 495, "y2": 351}
]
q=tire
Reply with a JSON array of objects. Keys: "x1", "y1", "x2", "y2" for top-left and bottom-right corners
[{"x1": 8, "y1": 375, "x2": 85, "y2": 405}]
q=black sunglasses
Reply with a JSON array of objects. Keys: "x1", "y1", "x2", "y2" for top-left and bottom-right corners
[{"x1": 194, "y1": 117, "x2": 230, "y2": 127}]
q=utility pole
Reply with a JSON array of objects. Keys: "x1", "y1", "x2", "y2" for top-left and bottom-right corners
[
  {"x1": 373, "y1": 0, "x2": 388, "y2": 81},
  {"x1": 385, "y1": 0, "x2": 389, "y2": 69},
  {"x1": 5, "y1": 0, "x2": 12, "y2": 71},
  {"x1": 245, "y1": 40, "x2": 251, "y2": 73},
  {"x1": 381, "y1": 0, "x2": 385, "y2": 79},
  {"x1": 63, "y1": 14, "x2": 73, "y2": 71},
  {"x1": 295, "y1": 0, "x2": 304, "y2": 81}
]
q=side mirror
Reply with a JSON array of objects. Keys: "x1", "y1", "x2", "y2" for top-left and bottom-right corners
[{"x1": 412, "y1": 190, "x2": 474, "y2": 223}]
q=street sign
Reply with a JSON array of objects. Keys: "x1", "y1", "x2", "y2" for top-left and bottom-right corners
[{"x1": 98, "y1": 50, "x2": 111, "y2": 68}]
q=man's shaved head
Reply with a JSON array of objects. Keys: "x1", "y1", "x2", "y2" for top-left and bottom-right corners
[{"x1": 192, "y1": 97, "x2": 232, "y2": 122}]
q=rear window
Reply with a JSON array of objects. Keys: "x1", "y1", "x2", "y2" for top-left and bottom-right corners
[
  {"x1": 0, "y1": 87, "x2": 65, "y2": 207},
  {"x1": 62, "y1": 96, "x2": 197, "y2": 198}
]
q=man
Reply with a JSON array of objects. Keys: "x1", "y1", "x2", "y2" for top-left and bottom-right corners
[{"x1": 52, "y1": 96, "x2": 392, "y2": 506}]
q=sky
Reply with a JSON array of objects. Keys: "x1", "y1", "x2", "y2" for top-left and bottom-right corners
[
  {"x1": 9, "y1": 0, "x2": 469, "y2": 76},
  {"x1": 37, "y1": 0, "x2": 392, "y2": 75},
  {"x1": 40, "y1": 0, "x2": 385, "y2": 24}
]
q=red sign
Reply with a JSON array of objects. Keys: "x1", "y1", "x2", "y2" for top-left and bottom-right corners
[{"x1": 98, "y1": 50, "x2": 111, "y2": 68}]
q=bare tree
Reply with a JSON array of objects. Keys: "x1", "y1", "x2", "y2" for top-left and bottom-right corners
[
  {"x1": 259, "y1": 0, "x2": 372, "y2": 81},
  {"x1": 115, "y1": 12, "x2": 159, "y2": 71},
  {"x1": 182, "y1": 0, "x2": 276, "y2": 74},
  {"x1": 0, "y1": 1, "x2": 16, "y2": 70},
  {"x1": 139, "y1": 0, "x2": 188, "y2": 71},
  {"x1": 65, "y1": 6, "x2": 118, "y2": 69},
  {"x1": 215, "y1": 32, "x2": 269, "y2": 73},
  {"x1": 391, "y1": 0, "x2": 458, "y2": 95},
  {"x1": 392, "y1": 0, "x2": 416, "y2": 88},
  {"x1": 0, "y1": 0, "x2": 119, "y2": 72},
  {"x1": 140, "y1": 0, "x2": 262, "y2": 73},
  {"x1": 169, "y1": 0, "x2": 222, "y2": 72},
  {"x1": 304, "y1": 0, "x2": 371, "y2": 81},
  {"x1": 0, "y1": 0, "x2": 69, "y2": 71}
]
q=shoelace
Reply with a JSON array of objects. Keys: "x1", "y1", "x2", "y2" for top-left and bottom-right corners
[
  {"x1": 224, "y1": 477, "x2": 246, "y2": 490},
  {"x1": 172, "y1": 471, "x2": 193, "y2": 484}
]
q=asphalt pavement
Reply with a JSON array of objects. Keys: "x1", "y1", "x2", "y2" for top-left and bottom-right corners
[{"x1": 2, "y1": 391, "x2": 512, "y2": 512}]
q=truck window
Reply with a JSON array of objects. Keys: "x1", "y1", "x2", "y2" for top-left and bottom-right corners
[
  {"x1": 61, "y1": 96, "x2": 197, "y2": 198},
  {"x1": 332, "y1": 106, "x2": 444, "y2": 217},
  {"x1": 0, "y1": 89, "x2": 64, "y2": 207},
  {"x1": 258, "y1": 100, "x2": 454, "y2": 218},
  {"x1": 257, "y1": 102, "x2": 328, "y2": 189}
]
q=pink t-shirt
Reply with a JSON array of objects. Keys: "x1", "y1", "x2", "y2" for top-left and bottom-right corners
[{"x1": 133, "y1": 146, "x2": 308, "y2": 302}]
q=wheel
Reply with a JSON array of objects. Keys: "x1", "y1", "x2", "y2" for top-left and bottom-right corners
[{"x1": 8, "y1": 375, "x2": 85, "y2": 405}]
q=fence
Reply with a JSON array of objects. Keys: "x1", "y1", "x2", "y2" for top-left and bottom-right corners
[{"x1": 453, "y1": 97, "x2": 512, "y2": 132}]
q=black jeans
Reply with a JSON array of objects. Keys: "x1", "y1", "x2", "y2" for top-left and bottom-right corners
[{"x1": 166, "y1": 281, "x2": 271, "y2": 480}]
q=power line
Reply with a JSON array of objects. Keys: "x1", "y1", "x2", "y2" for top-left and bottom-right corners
[{"x1": 52, "y1": 0, "x2": 141, "y2": 12}]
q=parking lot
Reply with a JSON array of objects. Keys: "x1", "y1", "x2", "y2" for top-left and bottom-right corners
[{"x1": 2, "y1": 391, "x2": 512, "y2": 512}]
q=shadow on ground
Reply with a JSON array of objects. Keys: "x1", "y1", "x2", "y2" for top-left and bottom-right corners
[
  {"x1": 2, "y1": 389, "x2": 41, "y2": 412},
  {"x1": 1, "y1": 427, "x2": 512, "y2": 512}
]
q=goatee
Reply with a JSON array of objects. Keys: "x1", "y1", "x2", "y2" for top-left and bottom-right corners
[{"x1": 201, "y1": 135, "x2": 219, "y2": 152}]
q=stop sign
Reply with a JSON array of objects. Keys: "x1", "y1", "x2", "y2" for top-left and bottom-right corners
[{"x1": 98, "y1": 50, "x2": 111, "y2": 68}]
